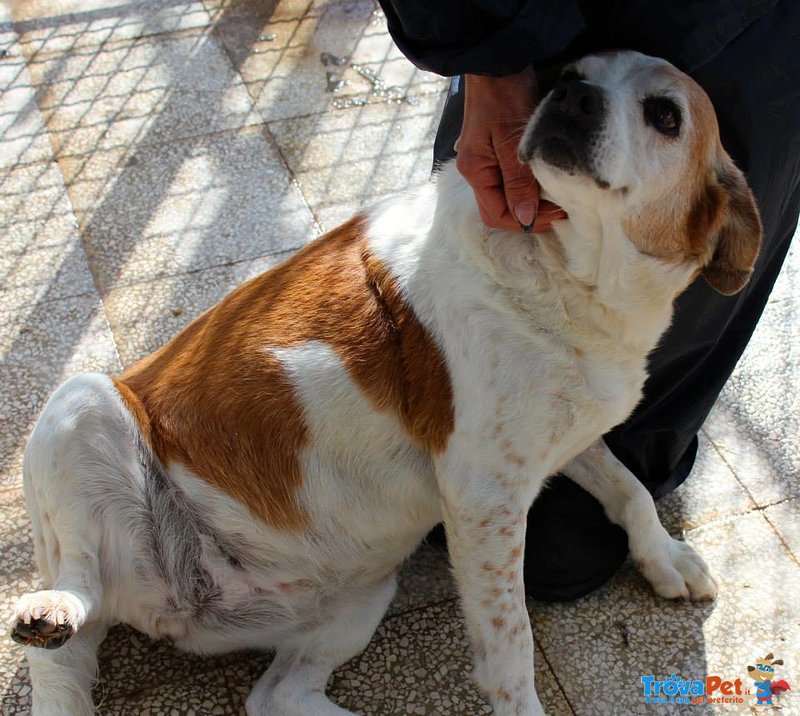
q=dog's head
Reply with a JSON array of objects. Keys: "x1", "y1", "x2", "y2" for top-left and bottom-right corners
[{"x1": 519, "y1": 51, "x2": 762, "y2": 296}]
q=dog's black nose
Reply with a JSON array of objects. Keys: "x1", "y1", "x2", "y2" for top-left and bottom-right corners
[{"x1": 550, "y1": 79, "x2": 605, "y2": 125}]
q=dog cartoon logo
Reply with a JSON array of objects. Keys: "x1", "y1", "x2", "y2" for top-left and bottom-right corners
[{"x1": 747, "y1": 653, "x2": 791, "y2": 707}]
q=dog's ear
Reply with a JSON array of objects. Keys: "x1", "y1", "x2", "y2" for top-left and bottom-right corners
[
  {"x1": 747, "y1": 665, "x2": 756, "y2": 673},
  {"x1": 701, "y1": 158, "x2": 762, "y2": 296},
  {"x1": 772, "y1": 659, "x2": 784, "y2": 666},
  {"x1": 765, "y1": 653, "x2": 775, "y2": 661}
]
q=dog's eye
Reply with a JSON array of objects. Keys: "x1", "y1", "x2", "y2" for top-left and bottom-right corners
[{"x1": 643, "y1": 97, "x2": 681, "y2": 137}]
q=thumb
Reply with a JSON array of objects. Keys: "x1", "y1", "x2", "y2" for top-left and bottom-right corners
[{"x1": 493, "y1": 130, "x2": 541, "y2": 230}]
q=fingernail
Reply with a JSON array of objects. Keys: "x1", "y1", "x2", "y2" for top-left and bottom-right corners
[{"x1": 514, "y1": 201, "x2": 536, "y2": 227}]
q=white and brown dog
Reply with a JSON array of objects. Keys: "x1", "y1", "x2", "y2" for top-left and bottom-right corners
[{"x1": 10, "y1": 51, "x2": 761, "y2": 715}]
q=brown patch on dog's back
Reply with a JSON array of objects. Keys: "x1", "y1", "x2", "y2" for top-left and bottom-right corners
[{"x1": 115, "y1": 216, "x2": 454, "y2": 531}]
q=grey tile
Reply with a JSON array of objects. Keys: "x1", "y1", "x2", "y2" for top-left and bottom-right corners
[
  {"x1": 391, "y1": 542, "x2": 456, "y2": 617},
  {"x1": 763, "y1": 224, "x2": 800, "y2": 304},
  {"x1": 0, "y1": 160, "x2": 96, "y2": 309},
  {"x1": 703, "y1": 287, "x2": 800, "y2": 507},
  {"x1": 26, "y1": 30, "x2": 259, "y2": 157},
  {"x1": 101, "y1": 251, "x2": 293, "y2": 367},
  {"x1": 763, "y1": 498, "x2": 800, "y2": 564},
  {"x1": 216, "y1": 0, "x2": 447, "y2": 123},
  {"x1": 224, "y1": 600, "x2": 567, "y2": 715},
  {"x1": 0, "y1": 489, "x2": 39, "y2": 716},
  {"x1": 204, "y1": 0, "x2": 324, "y2": 26},
  {"x1": 92, "y1": 624, "x2": 243, "y2": 706},
  {"x1": 0, "y1": 294, "x2": 122, "y2": 489},
  {"x1": 655, "y1": 432, "x2": 756, "y2": 535},
  {"x1": 268, "y1": 94, "x2": 445, "y2": 230},
  {"x1": 13, "y1": 0, "x2": 215, "y2": 55},
  {"x1": 531, "y1": 511, "x2": 800, "y2": 715},
  {"x1": 59, "y1": 126, "x2": 316, "y2": 293},
  {"x1": 0, "y1": 37, "x2": 54, "y2": 169}
]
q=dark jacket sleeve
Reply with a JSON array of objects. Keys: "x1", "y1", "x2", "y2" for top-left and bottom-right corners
[{"x1": 376, "y1": 0, "x2": 586, "y2": 77}]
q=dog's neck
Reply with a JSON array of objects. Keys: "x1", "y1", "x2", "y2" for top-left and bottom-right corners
[{"x1": 434, "y1": 165, "x2": 696, "y2": 358}]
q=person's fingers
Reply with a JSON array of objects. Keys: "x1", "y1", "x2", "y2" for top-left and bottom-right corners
[
  {"x1": 531, "y1": 203, "x2": 568, "y2": 233},
  {"x1": 492, "y1": 126, "x2": 541, "y2": 231},
  {"x1": 457, "y1": 147, "x2": 519, "y2": 230}
]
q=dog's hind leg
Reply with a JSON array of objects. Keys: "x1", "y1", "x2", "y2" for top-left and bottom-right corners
[
  {"x1": 562, "y1": 439, "x2": 719, "y2": 600},
  {"x1": 10, "y1": 375, "x2": 135, "y2": 713},
  {"x1": 245, "y1": 574, "x2": 397, "y2": 716},
  {"x1": 23, "y1": 621, "x2": 108, "y2": 716}
]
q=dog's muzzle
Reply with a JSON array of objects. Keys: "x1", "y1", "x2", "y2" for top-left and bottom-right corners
[{"x1": 520, "y1": 79, "x2": 608, "y2": 186}]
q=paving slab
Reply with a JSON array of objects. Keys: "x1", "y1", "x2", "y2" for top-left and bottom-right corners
[
  {"x1": 25, "y1": 29, "x2": 259, "y2": 157},
  {"x1": 268, "y1": 93, "x2": 445, "y2": 229},
  {"x1": 0, "y1": 293, "x2": 121, "y2": 489},
  {"x1": 0, "y1": 159, "x2": 95, "y2": 310},
  {"x1": 0, "y1": 29, "x2": 54, "y2": 169},
  {"x1": 763, "y1": 498, "x2": 800, "y2": 565},
  {"x1": 703, "y1": 267, "x2": 800, "y2": 506},
  {"x1": 0, "y1": 489, "x2": 39, "y2": 715},
  {"x1": 655, "y1": 432, "x2": 756, "y2": 535},
  {"x1": 11, "y1": 0, "x2": 215, "y2": 55},
  {"x1": 215, "y1": 0, "x2": 446, "y2": 123},
  {"x1": 58, "y1": 125, "x2": 316, "y2": 293},
  {"x1": 531, "y1": 510, "x2": 800, "y2": 714}
]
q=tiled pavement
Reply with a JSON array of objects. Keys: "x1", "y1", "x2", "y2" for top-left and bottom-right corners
[{"x1": 1, "y1": 0, "x2": 798, "y2": 713}]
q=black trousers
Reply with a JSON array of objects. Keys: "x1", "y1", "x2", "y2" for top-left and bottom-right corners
[{"x1": 432, "y1": 1, "x2": 800, "y2": 500}]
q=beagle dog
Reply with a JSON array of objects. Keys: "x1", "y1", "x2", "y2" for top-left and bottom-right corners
[{"x1": 10, "y1": 51, "x2": 761, "y2": 715}]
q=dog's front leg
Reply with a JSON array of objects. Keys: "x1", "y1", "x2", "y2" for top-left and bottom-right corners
[
  {"x1": 562, "y1": 439, "x2": 718, "y2": 600},
  {"x1": 437, "y1": 449, "x2": 545, "y2": 716}
]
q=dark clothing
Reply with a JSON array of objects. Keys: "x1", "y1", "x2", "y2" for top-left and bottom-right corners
[
  {"x1": 377, "y1": 0, "x2": 778, "y2": 76},
  {"x1": 380, "y1": 0, "x2": 800, "y2": 598}
]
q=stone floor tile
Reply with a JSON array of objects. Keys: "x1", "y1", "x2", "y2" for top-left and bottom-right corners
[
  {"x1": 0, "y1": 160, "x2": 96, "y2": 309},
  {"x1": 703, "y1": 277, "x2": 800, "y2": 506},
  {"x1": 95, "y1": 662, "x2": 239, "y2": 715},
  {"x1": 0, "y1": 33, "x2": 54, "y2": 169},
  {"x1": 391, "y1": 542, "x2": 456, "y2": 617},
  {"x1": 216, "y1": 0, "x2": 446, "y2": 122},
  {"x1": 765, "y1": 231, "x2": 800, "y2": 304},
  {"x1": 204, "y1": 0, "x2": 326, "y2": 26},
  {"x1": 531, "y1": 510, "x2": 800, "y2": 714},
  {"x1": 268, "y1": 94, "x2": 444, "y2": 230},
  {"x1": 12, "y1": 0, "x2": 214, "y2": 56},
  {"x1": 58, "y1": 126, "x2": 316, "y2": 293},
  {"x1": 25, "y1": 30, "x2": 259, "y2": 157},
  {"x1": 101, "y1": 250, "x2": 293, "y2": 366},
  {"x1": 0, "y1": 488, "x2": 39, "y2": 716},
  {"x1": 0, "y1": 294, "x2": 121, "y2": 489},
  {"x1": 655, "y1": 432, "x2": 756, "y2": 535},
  {"x1": 224, "y1": 599, "x2": 568, "y2": 715},
  {"x1": 91, "y1": 625, "x2": 243, "y2": 705},
  {"x1": 763, "y1": 498, "x2": 800, "y2": 565}
]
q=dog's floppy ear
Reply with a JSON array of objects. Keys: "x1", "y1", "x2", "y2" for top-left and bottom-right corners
[{"x1": 701, "y1": 158, "x2": 763, "y2": 296}]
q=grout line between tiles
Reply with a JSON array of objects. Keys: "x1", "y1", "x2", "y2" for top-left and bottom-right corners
[{"x1": 533, "y1": 634, "x2": 577, "y2": 715}]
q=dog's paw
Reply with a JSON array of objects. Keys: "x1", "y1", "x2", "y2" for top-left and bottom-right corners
[
  {"x1": 10, "y1": 590, "x2": 85, "y2": 649},
  {"x1": 635, "y1": 537, "x2": 718, "y2": 601}
]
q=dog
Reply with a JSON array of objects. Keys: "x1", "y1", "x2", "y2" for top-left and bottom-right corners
[{"x1": 10, "y1": 50, "x2": 761, "y2": 715}]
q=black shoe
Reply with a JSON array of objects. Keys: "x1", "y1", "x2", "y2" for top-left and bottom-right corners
[
  {"x1": 423, "y1": 474, "x2": 629, "y2": 602},
  {"x1": 523, "y1": 474, "x2": 628, "y2": 601}
]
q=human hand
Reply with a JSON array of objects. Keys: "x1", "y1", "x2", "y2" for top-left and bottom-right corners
[{"x1": 456, "y1": 67, "x2": 567, "y2": 233}]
